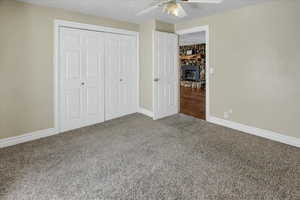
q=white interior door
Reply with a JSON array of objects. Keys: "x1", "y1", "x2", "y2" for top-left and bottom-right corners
[
  {"x1": 153, "y1": 31, "x2": 179, "y2": 120},
  {"x1": 60, "y1": 27, "x2": 104, "y2": 132}
]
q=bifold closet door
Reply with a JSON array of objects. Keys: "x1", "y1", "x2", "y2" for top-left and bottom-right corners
[
  {"x1": 60, "y1": 28, "x2": 105, "y2": 132},
  {"x1": 105, "y1": 33, "x2": 137, "y2": 121}
]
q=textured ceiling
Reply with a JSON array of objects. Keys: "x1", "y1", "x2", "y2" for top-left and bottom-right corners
[{"x1": 17, "y1": 0, "x2": 274, "y2": 24}]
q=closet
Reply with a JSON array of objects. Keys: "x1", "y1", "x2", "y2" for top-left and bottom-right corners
[{"x1": 59, "y1": 27, "x2": 138, "y2": 132}]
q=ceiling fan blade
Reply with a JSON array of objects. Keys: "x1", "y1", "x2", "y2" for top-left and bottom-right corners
[
  {"x1": 136, "y1": 0, "x2": 173, "y2": 16},
  {"x1": 136, "y1": 5, "x2": 159, "y2": 16},
  {"x1": 178, "y1": 0, "x2": 223, "y2": 3},
  {"x1": 176, "y1": 4, "x2": 187, "y2": 18}
]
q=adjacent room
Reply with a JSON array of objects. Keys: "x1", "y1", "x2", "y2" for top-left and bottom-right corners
[
  {"x1": 179, "y1": 31, "x2": 207, "y2": 119},
  {"x1": 0, "y1": 0, "x2": 299, "y2": 199}
]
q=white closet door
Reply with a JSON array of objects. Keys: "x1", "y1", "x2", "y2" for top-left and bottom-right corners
[
  {"x1": 60, "y1": 28, "x2": 84, "y2": 132},
  {"x1": 81, "y1": 31, "x2": 105, "y2": 127},
  {"x1": 153, "y1": 31, "x2": 179, "y2": 120},
  {"x1": 119, "y1": 35, "x2": 138, "y2": 116},
  {"x1": 104, "y1": 33, "x2": 121, "y2": 120},
  {"x1": 60, "y1": 28, "x2": 104, "y2": 132},
  {"x1": 105, "y1": 33, "x2": 137, "y2": 121}
]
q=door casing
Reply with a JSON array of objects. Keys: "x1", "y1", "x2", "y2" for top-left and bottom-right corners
[
  {"x1": 54, "y1": 20, "x2": 139, "y2": 133},
  {"x1": 175, "y1": 25, "x2": 210, "y2": 120}
]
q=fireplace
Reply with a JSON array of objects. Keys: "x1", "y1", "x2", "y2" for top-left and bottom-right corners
[{"x1": 181, "y1": 65, "x2": 200, "y2": 81}]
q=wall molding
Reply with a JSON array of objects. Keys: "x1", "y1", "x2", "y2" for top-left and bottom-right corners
[
  {"x1": 0, "y1": 128, "x2": 59, "y2": 148},
  {"x1": 139, "y1": 108, "x2": 154, "y2": 118},
  {"x1": 208, "y1": 116, "x2": 300, "y2": 148}
]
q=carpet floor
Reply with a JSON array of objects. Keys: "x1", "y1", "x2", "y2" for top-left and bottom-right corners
[{"x1": 0, "y1": 114, "x2": 299, "y2": 200}]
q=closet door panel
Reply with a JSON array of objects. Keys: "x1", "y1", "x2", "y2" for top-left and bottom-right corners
[
  {"x1": 105, "y1": 34, "x2": 138, "y2": 120},
  {"x1": 119, "y1": 35, "x2": 137, "y2": 116},
  {"x1": 82, "y1": 31, "x2": 105, "y2": 126},
  {"x1": 60, "y1": 28, "x2": 105, "y2": 132},
  {"x1": 60, "y1": 28, "x2": 84, "y2": 132},
  {"x1": 119, "y1": 35, "x2": 129, "y2": 116},
  {"x1": 128, "y1": 36, "x2": 138, "y2": 114},
  {"x1": 105, "y1": 34, "x2": 121, "y2": 120}
]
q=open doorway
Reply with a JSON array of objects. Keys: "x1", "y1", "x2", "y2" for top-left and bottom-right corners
[{"x1": 177, "y1": 26, "x2": 209, "y2": 120}]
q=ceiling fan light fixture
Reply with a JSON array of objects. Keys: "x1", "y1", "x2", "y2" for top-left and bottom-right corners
[
  {"x1": 173, "y1": 9, "x2": 179, "y2": 16},
  {"x1": 163, "y1": 3, "x2": 179, "y2": 17},
  {"x1": 137, "y1": 0, "x2": 223, "y2": 18}
]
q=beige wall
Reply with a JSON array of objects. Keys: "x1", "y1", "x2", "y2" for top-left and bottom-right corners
[
  {"x1": 176, "y1": 0, "x2": 300, "y2": 138},
  {"x1": 139, "y1": 20, "x2": 156, "y2": 111},
  {"x1": 156, "y1": 20, "x2": 175, "y2": 33},
  {"x1": 139, "y1": 20, "x2": 175, "y2": 111},
  {"x1": 0, "y1": 0, "x2": 138, "y2": 139},
  {"x1": 4, "y1": 0, "x2": 297, "y2": 141}
]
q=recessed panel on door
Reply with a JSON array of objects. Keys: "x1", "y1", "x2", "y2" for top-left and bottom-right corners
[
  {"x1": 65, "y1": 89, "x2": 81, "y2": 120},
  {"x1": 66, "y1": 51, "x2": 81, "y2": 80}
]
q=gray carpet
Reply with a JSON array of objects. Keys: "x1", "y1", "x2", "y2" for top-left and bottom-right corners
[{"x1": 0, "y1": 114, "x2": 299, "y2": 200}]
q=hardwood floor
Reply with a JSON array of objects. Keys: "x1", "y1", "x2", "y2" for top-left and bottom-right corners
[{"x1": 180, "y1": 86, "x2": 206, "y2": 120}]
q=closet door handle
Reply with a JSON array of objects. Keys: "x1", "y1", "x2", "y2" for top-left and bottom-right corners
[
  {"x1": 154, "y1": 78, "x2": 160, "y2": 82},
  {"x1": 120, "y1": 78, "x2": 123, "y2": 82},
  {"x1": 81, "y1": 82, "x2": 85, "y2": 86}
]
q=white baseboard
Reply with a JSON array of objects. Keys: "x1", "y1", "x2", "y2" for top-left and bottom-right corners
[
  {"x1": 0, "y1": 128, "x2": 59, "y2": 148},
  {"x1": 139, "y1": 108, "x2": 154, "y2": 118},
  {"x1": 207, "y1": 116, "x2": 300, "y2": 148},
  {"x1": 3, "y1": 116, "x2": 298, "y2": 149}
]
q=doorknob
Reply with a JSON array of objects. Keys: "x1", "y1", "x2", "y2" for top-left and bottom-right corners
[
  {"x1": 154, "y1": 78, "x2": 160, "y2": 82},
  {"x1": 81, "y1": 82, "x2": 85, "y2": 86},
  {"x1": 120, "y1": 78, "x2": 123, "y2": 82}
]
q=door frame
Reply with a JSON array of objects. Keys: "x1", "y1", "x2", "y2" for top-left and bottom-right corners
[
  {"x1": 176, "y1": 25, "x2": 210, "y2": 120},
  {"x1": 54, "y1": 20, "x2": 139, "y2": 132}
]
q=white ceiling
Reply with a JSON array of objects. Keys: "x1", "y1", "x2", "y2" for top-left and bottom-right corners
[
  {"x1": 17, "y1": 0, "x2": 274, "y2": 24},
  {"x1": 179, "y1": 31, "x2": 206, "y2": 46}
]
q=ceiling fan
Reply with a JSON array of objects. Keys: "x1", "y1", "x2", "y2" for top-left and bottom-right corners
[{"x1": 137, "y1": 0, "x2": 223, "y2": 18}]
